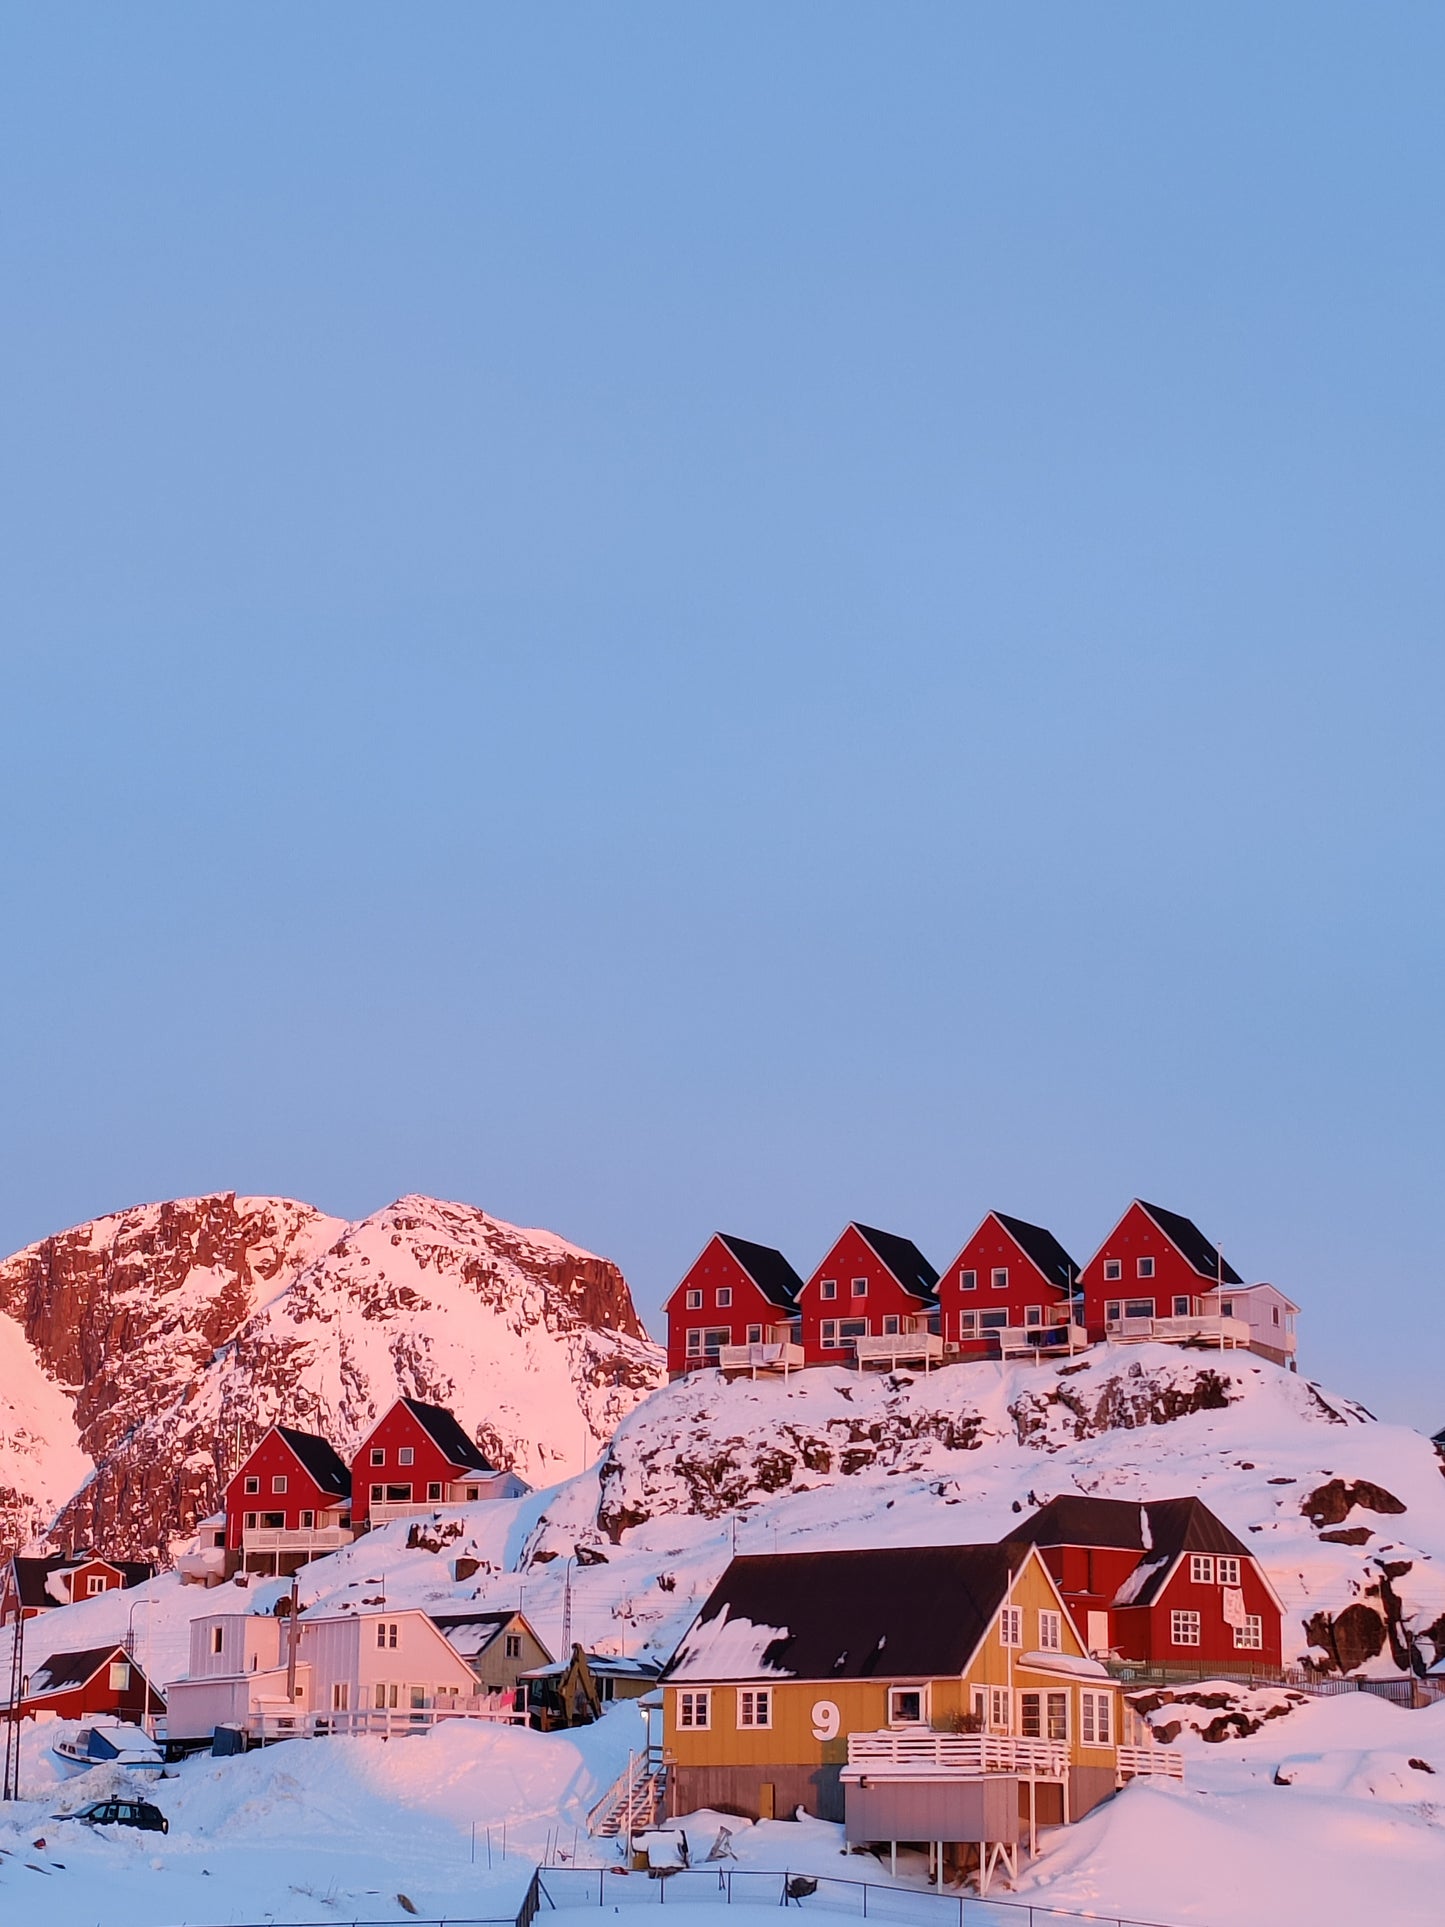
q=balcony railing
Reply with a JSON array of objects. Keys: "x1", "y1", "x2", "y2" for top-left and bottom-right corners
[
  {"x1": 1106, "y1": 1313, "x2": 1251, "y2": 1350},
  {"x1": 1116, "y1": 1744, "x2": 1185, "y2": 1781},
  {"x1": 997, "y1": 1322, "x2": 1089, "y2": 1359},
  {"x1": 852, "y1": 1331, "x2": 945, "y2": 1370},
  {"x1": 241, "y1": 1527, "x2": 353, "y2": 1556},
  {"x1": 844, "y1": 1730, "x2": 1070, "y2": 1778},
  {"x1": 716, "y1": 1341, "x2": 806, "y2": 1376}
]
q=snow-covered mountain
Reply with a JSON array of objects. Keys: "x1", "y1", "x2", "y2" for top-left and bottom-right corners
[{"x1": 0, "y1": 1192, "x2": 664, "y2": 1561}]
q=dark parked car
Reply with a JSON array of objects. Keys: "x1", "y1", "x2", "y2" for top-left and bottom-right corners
[{"x1": 57, "y1": 1798, "x2": 168, "y2": 1834}]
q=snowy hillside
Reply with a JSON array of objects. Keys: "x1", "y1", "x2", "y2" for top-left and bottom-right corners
[{"x1": 0, "y1": 1192, "x2": 663, "y2": 1560}]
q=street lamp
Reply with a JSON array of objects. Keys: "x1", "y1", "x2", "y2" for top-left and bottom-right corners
[{"x1": 126, "y1": 1597, "x2": 156, "y2": 1735}]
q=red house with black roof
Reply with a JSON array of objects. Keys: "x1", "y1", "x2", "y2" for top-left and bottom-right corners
[
  {"x1": 1079, "y1": 1200, "x2": 1243, "y2": 1344},
  {"x1": 351, "y1": 1398, "x2": 528, "y2": 1530},
  {"x1": 796, "y1": 1223, "x2": 939, "y2": 1365},
  {"x1": 224, "y1": 1424, "x2": 354, "y2": 1574},
  {"x1": 3, "y1": 1552, "x2": 154, "y2": 1628},
  {"x1": 1006, "y1": 1494, "x2": 1284, "y2": 1670},
  {"x1": 663, "y1": 1233, "x2": 804, "y2": 1377},
  {"x1": 935, "y1": 1212, "x2": 1081, "y2": 1358},
  {"x1": 12, "y1": 1642, "x2": 164, "y2": 1723}
]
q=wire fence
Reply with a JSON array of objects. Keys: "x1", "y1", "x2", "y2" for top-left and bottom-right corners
[{"x1": 536, "y1": 1863, "x2": 1193, "y2": 1927}]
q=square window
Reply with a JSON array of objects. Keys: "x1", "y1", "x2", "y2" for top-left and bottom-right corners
[
  {"x1": 1173, "y1": 1296, "x2": 1191, "y2": 1317},
  {"x1": 398, "y1": 1447, "x2": 414, "y2": 1466},
  {"x1": 1038, "y1": 1610, "x2": 1062, "y2": 1652},
  {"x1": 272, "y1": 1474, "x2": 287, "y2": 1494},
  {"x1": 716, "y1": 1287, "x2": 732, "y2": 1308},
  {"x1": 686, "y1": 1289, "x2": 703, "y2": 1310},
  {"x1": 883, "y1": 1315, "x2": 900, "y2": 1335},
  {"x1": 889, "y1": 1687, "x2": 924, "y2": 1724},
  {"x1": 747, "y1": 1324, "x2": 763, "y2": 1344},
  {"x1": 738, "y1": 1688, "x2": 772, "y2": 1728},
  {"x1": 1137, "y1": 1256, "x2": 1155, "y2": 1278},
  {"x1": 1024, "y1": 1306, "x2": 1042, "y2": 1328},
  {"x1": 820, "y1": 1278, "x2": 838, "y2": 1301},
  {"x1": 1103, "y1": 1259, "x2": 1123, "y2": 1282},
  {"x1": 1171, "y1": 1610, "x2": 1201, "y2": 1647},
  {"x1": 1217, "y1": 1557, "x2": 1241, "y2": 1586},
  {"x1": 851, "y1": 1278, "x2": 868, "y2": 1298},
  {"x1": 1234, "y1": 1615, "x2": 1263, "y2": 1651},
  {"x1": 821, "y1": 1320, "x2": 839, "y2": 1347},
  {"x1": 1190, "y1": 1555, "x2": 1215, "y2": 1584},
  {"x1": 1105, "y1": 1299, "x2": 1122, "y2": 1323},
  {"x1": 244, "y1": 1476, "x2": 260, "y2": 1495},
  {"x1": 679, "y1": 1690, "x2": 710, "y2": 1730},
  {"x1": 991, "y1": 1268, "x2": 1009, "y2": 1290},
  {"x1": 960, "y1": 1268, "x2": 977, "y2": 1292},
  {"x1": 959, "y1": 1311, "x2": 978, "y2": 1335},
  {"x1": 370, "y1": 1448, "x2": 385, "y2": 1467},
  {"x1": 999, "y1": 1606, "x2": 1022, "y2": 1648}
]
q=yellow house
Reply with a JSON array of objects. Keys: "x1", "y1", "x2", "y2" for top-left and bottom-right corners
[{"x1": 662, "y1": 1542, "x2": 1180, "y2": 1890}]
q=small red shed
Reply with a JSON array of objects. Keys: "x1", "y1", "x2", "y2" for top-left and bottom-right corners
[
  {"x1": 1007, "y1": 1494, "x2": 1284, "y2": 1671},
  {"x1": 352, "y1": 1399, "x2": 508, "y2": 1531},
  {"x1": 18, "y1": 1643, "x2": 163, "y2": 1723},
  {"x1": 796, "y1": 1223, "x2": 939, "y2": 1364},
  {"x1": 663, "y1": 1233, "x2": 804, "y2": 1377},
  {"x1": 1079, "y1": 1200, "x2": 1242, "y2": 1343},
  {"x1": 935, "y1": 1212, "x2": 1080, "y2": 1357},
  {"x1": 224, "y1": 1424, "x2": 353, "y2": 1573}
]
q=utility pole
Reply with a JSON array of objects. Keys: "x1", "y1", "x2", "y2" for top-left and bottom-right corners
[
  {"x1": 561, "y1": 1559, "x2": 573, "y2": 1656},
  {"x1": 3, "y1": 1596, "x2": 25, "y2": 1800},
  {"x1": 285, "y1": 1568, "x2": 300, "y2": 1707}
]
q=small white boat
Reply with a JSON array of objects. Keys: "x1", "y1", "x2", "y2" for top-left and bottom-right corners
[{"x1": 52, "y1": 1722, "x2": 164, "y2": 1775}]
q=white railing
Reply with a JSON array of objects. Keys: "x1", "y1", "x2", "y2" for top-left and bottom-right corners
[
  {"x1": 845, "y1": 1730, "x2": 1070, "y2": 1777},
  {"x1": 997, "y1": 1323, "x2": 1089, "y2": 1359},
  {"x1": 852, "y1": 1332, "x2": 945, "y2": 1369},
  {"x1": 366, "y1": 1500, "x2": 448, "y2": 1524},
  {"x1": 242, "y1": 1697, "x2": 526, "y2": 1742},
  {"x1": 1117, "y1": 1744, "x2": 1185, "y2": 1781},
  {"x1": 716, "y1": 1341, "x2": 806, "y2": 1376},
  {"x1": 587, "y1": 1748, "x2": 668, "y2": 1836},
  {"x1": 1106, "y1": 1314, "x2": 1250, "y2": 1350},
  {"x1": 241, "y1": 1527, "x2": 354, "y2": 1555}
]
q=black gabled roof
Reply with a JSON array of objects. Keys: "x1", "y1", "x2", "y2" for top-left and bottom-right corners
[
  {"x1": 853, "y1": 1225, "x2": 939, "y2": 1303},
  {"x1": 8, "y1": 1555, "x2": 153, "y2": 1610},
  {"x1": 276, "y1": 1426, "x2": 351, "y2": 1498},
  {"x1": 27, "y1": 1643, "x2": 152, "y2": 1694},
  {"x1": 663, "y1": 1544, "x2": 1027, "y2": 1684},
  {"x1": 1005, "y1": 1494, "x2": 1252, "y2": 1603},
  {"x1": 1137, "y1": 1201, "x2": 1242, "y2": 1285},
  {"x1": 717, "y1": 1235, "x2": 804, "y2": 1312},
  {"x1": 992, "y1": 1214, "x2": 1079, "y2": 1294},
  {"x1": 401, "y1": 1399, "x2": 494, "y2": 1473}
]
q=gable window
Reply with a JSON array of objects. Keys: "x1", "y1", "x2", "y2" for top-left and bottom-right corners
[
  {"x1": 1190, "y1": 1555, "x2": 1215, "y2": 1584},
  {"x1": 999, "y1": 1606, "x2": 1022, "y2": 1648},
  {"x1": 851, "y1": 1278, "x2": 868, "y2": 1298},
  {"x1": 398, "y1": 1447, "x2": 414, "y2": 1466},
  {"x1": 86, "y1": 1574, "x2": 109, "y2": 1596},
  {"x1": 678, "y1": 1690, "x2": 710, "y2": 1729},
  {"x1": 1137, "y1": 1257, "x2": 1155, "y2": 1278},
  {"x1": 1234, "y1": 1615, "x2": 1263, "y2": 1651},
  {"x1": 959, "y1": 1268, "x2": 977, "y2": 1291},
  {"x1": 1103, "y1": 1259, "x2": 1122, "y2": 1282},
  {"x1": 746, "y1": 1324, "x2": 763, "y2": 1344},
  {"x1": 882, "y1": 1315, "x2": 900, "y2": 1335},
  {"x1": 820, "y1": 1279, "x2": 838, "y2": 1301},
  {"x1": 1024, "y1": 1306, "x2": 1043, "y2": 1328},
  {"x1": 1080, "y1": 1690, "x2": 1113, "y2": 1746},
  {"x1": 376, "y1": 1622, "x2": 399, "y2": 1649},
  {"x1": 1173, "y1": 1296, "x2": 1191, "y2": 1316},
  {"x1": 1037, "y1": 1610, "x2": 1062, "y2": 1652},
  {"x1": 244, "y1": 1476, "x2": 260, "y2": 1495},
  {"x1": 686, "y1": 1289, "x2": 703, "y2": 1310},
  {"x1": 738, "y1": 1688, "x2": 772, "y2": 1728},
  {"x1": 371, "y1": 1448, "x2": 385, "y2": 1467},
  {"x1": 109, "y1": 1661, "x2": 131, "y2": 1691},
  {"x1": 505, "y1": 1634, "x2": 523, "y2": 1659},
  {"x1": 716, "y1": 1287, "x2": 732, "y2": 1308},
  {"x1": 1123, "y1": 1298, "x2": 1155, "y2": 1320},
  {"x1": 1171, "y1": 1610, "x2": 1201, "y2": 1647},
  {"x1": 888, "y1": 1687, "x2": 925, "y2": 1725},
  {"x1": 272, "y1": 1475, "x2": 287, "y2": 1494},
  {"x1": 991, "y1": 1268, "x2": 1009, "y2": 1290},
  {"x1": 1217, "y1": 1557, "x2": 1241, "y2": 1586}
]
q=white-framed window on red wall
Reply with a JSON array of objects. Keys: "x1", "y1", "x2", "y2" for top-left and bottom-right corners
[
  {"x1": 1217, "y1": 1556, "x2": 1241, "y2": 1586},
  {"x1": 991, "y1": 1268, "x2": 1009, "y2": 1289},
  {"x1": 716, "y1": 1287, "x2": 732, "y2": 1307},
  {"x1": 685, "y1": 1289, "x2": 702, "y2": 1309},
  {"x1": 959, "y1": 1268, "x2": 977, "y2": 1291},
  {"x1": 1234, "y1": 1615, "x2": 1263, "y2": 1651},
  {"x1": 1171, "y1": 1610, "x2": 1202, "y2": 1646},
  {"x1": 1103, "y1": 1259, "x2": 1122, "y2": 1281}
]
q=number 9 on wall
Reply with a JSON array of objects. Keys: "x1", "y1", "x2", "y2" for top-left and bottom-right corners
[{"x1": 811, "y1": 1699, "x2": 840, "y2": 1741}]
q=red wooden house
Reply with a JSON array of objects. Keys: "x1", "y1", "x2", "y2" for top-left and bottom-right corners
[
  {"x1": 224, "y1": 1424, "x2": 353, "y2": 1575},
  {"x1": 14, "y1": 1642, "x2": 163, "y2": 1722},
  {"x1": 3, "y1": 1552, "x2": 154, "y2": 1628},
  {"x1": 352, "y1": 1399, "x2": 523, "y2": 1531},
  {"x1": 1079, "y1": 1200, "x2": 1242, "y2": 1344},
  {"x1": 796, "y1": 1223, "x2": 939, "y2": 1365},
  {"x1": 935, "y1": 1212, "x2": 1081, "y2": 1358},
  {"x1": 1007, "y1": 1494, "x2": 1284, "y2": 1670},
  {"x1": 663, "y1": 1233, "x2": 804, "y2": 1377}
]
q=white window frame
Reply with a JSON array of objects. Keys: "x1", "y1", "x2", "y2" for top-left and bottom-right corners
[
  {"x1": 398, "y1": 1446, "x2": 414, "y2": 1466},
  {"x1": 244, "y1": 1475, "x2": 260, "y2": 1495},
  {"x1": 821, "y1": 1319, "x2": 840, "y2": 1348},
  {"x1": 505, "y1": 1633, "x2": 523, "y2": 1659},
  {"x1": 999, "y1": 1606, "x2": 1023, "y2": 1649},
  {"x1": 1190, "y1": 1555, "x2": 1215, "y2": 1584},
  {"x1": 820, "y1": 1278, "x2": 838, "y2": 1301},
  {"x1": 1038, "y1": 1609, "x2": 1063, "y2": 1652},
  {"x1": 685, "y1": 1288, "x2": 702, "y2": 1310},
  {"x1": 991, "y1": 1268, "x2": 1009, "y2": 1290},
  {"x1": 332, "y1": 1681, "x2": 349, "y2": 1711},
  {"x1": 838, "y1": 1317, "x2": 869, "y2": 1340},
  {"x1": 717, "y1": 1287, "x2": 732, "y2": 1308},
  {"x1": 1216, "y1": 1556, "x2": 1241, "y2": 1587},
  {"x1": 1103, "y1": 1259, "x2": 1122, "y2": 1282},
  {"x1": 86, "y1": 1574, "x2": 109, "y2": 1596},
  {"x1": 746, "y1": 1323, "x2": 763, "y2": 1344},
  {"x1": 1137, "y1": 1256, "x2": 1155, "y2": 1278},
  {"x1": 888, "y1": 1685, "x2": 928, "y2": 1725},
  {"x1": 1123, "y1": 1297, "x2": 1156, "y2": 1320},
  {"x1": 272, "y1": 1474, "x2": 288, "y2": 1493},
  {"x1": 1172, "y1": 1295, "x2": 1191, "y2": 1316},
  {"x1": 1080, "y1": 1690, "x2": 1113, "y2": 1746},
  {"x1": 883, "y1": 1314, "x2": 900, "y2": 1335},
  {"x1": 109, "y1": 1661, "x2": 131, "y2": 1690},
  {"x1": 959, "y1": 1268, "x2": 977, "y2": 1292},
  {"x1": 851, "y1": 1277, "x2": 868, "y2": 1299},
  {"x1": 1024, "y1": 1305, "x2": 1043, "y2": 1328},
  {"x1": 686, "y1": 1328, "x2": 703, "y2": 1357},
  {"x1": 370, "y1": 1448, "x2": 385, "y2": 1467},
  {"x1": 678, "y1": 1689, "x2": 710, "y2": 1730},
  {"x1": 737, "y1": 1688, "x2": 772, "y2": 1728},
  {"x1": 1171, "y1": 1610, "x2": 1202, "y2": 1647},
  {"x1": 959, "y1": 1310, "x2": 978, "y2": 1335},
  {"x1": 1234, "y1": 1615, "x2": 1263, "y2": 1651},
  {"x1": 1105, "y1": 1299, "x2": 1122, "y2": 1323}
]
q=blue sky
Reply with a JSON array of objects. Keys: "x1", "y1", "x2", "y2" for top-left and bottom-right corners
[{"x1": 2, "y1": 7, "x2": 1441, "y2": 1425}]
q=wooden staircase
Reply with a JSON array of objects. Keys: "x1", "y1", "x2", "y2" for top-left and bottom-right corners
[{"x1": 589, "y1": 1748, "x2": 668, "y2": 1837}]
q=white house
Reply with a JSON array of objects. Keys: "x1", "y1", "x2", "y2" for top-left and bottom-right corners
[{"x1": 1200, "y1": 1282, "x2": 1299, "y2": 1369}]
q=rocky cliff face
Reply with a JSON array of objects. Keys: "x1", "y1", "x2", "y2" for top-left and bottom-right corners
[{"x1": 0, "y1": 1192, "x2": 663, "y2": 1562}]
